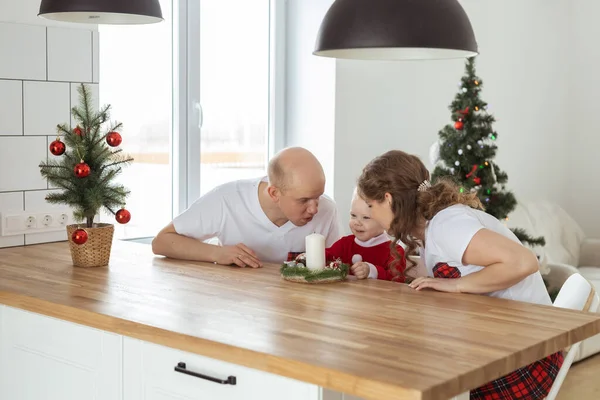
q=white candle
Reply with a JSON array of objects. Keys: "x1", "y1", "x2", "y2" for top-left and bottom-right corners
[{"x1": 305, "y1": 233, "x2": 326, "y2": 270}]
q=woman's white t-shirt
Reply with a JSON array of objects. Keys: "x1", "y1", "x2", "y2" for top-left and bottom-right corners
[{"x1": 422, "y1": 204, "x2": 552, "y2": 306}]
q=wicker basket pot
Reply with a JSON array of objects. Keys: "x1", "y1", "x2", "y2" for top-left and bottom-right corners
[{"x1": 66, "y1": 223, "x2": 114, "y2": 268}]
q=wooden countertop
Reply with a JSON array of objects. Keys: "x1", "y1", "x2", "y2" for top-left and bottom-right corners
[{"x1": 0, "y1": 240, "x2": 599, "y2": 400}]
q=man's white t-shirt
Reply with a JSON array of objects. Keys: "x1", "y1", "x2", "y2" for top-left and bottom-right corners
[
  {"x1": 172, "y1": 176, "x2": 342, "y2": 263},
  {"x1": 423, "y1": 204, "x2": 552, "y2": 306}
]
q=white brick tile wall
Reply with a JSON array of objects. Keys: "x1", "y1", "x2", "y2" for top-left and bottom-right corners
[
  {"x1": 0, "y1": 192, "x2": 25, "y2": 248},
  {"x1": 0, "y1": 23, "x2": 46, "y2": 80},
  {"x1": 0, "y1": 80, "x2": 23, "y2": 136},
  {"x1": 93, "y1": 31, "x2": 99, "y2": 83},
  {"x1": 47, "y1": 27, "x2": 93, "y2": 83},
  {"x1": 0, "y1": 15, "x2": 98, "y2": 248},
  {"x1": 23, "y1": 81, "x2": 70, "y2": 135},
  {"x1": 0, "y1": 136, "x2": 48, "y2": 191}
]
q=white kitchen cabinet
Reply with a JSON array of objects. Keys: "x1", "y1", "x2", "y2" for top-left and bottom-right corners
[
  {"x1": 0, "y1": 306, "x2": 122, "y2": 400},
  {"x1": 123, "y1": 337, "x2": 321, "y2": 400},
  {"x1": 0, "y1": 306, "x2": 346, "y2": 400},
  {"x1": 322, "y1": 390, "x2": 365, "y2": 400}
]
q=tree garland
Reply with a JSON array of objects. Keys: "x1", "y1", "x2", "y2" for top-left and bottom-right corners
[{"x1": 280, "y1": 256, "x2": 349, "y2": 283}]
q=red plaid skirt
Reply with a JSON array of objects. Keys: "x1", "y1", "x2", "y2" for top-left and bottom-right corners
[
  {"x1": 470, "y1": 351, "x2": 563, "y2": 400},
  {"x1": 432, "y1": 263, "x2": 565, "y2": 400}
]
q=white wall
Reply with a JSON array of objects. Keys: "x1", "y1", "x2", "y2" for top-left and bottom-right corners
[
  {"x1": 568, "y1": 0, "x2": 600, "y2": 237},
  {"x1": 285, "y1": 0, "x2": 337, "y2": 197},
  {"x1": 0, "y1": 1, "x2": 99, "y2": 248},
  {"x1": 332, "y1": 0, "x2": 572, "y2": 233}
]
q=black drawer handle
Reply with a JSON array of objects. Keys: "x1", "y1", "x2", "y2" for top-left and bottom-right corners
[{"x1": 174, "y1": 362, "x2": 237, "y2": 385}]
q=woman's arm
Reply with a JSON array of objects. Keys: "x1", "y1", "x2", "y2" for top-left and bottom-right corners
[
  {"x1": 409, "y1": 229, "x2": 539, "y2": 293},
  {"x1": 457, "y1": 228, "x2": 539, "y2": 293}
]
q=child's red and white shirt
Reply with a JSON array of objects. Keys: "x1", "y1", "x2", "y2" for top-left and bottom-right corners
[{"x1": 325, "y1": 233, "x2": 406, "y2": 282}]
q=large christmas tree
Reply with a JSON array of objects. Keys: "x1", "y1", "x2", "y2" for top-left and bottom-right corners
[
  {"x1": 431, "y1": 57, "x2": 544, "y2": 247},
  {"x1": 39, "y1": 83, "x2": 133, "y2": 229}
]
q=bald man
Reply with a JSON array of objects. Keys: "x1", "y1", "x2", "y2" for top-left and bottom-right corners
[{"x1": 151, "y1": 147, "x2": 341, "y2": 267}]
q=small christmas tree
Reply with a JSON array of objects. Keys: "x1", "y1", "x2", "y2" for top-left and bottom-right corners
[
  {"x1": 40, "y1": 83, "x2": 133, "y2": 232},
  {"x1": 431, "y1": 57, "x2": 544, "y2": 248}
]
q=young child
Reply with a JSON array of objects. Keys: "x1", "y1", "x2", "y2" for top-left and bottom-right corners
[
  {"x1": 357, "y1": 149, "x2": 561, "y2": 400},
  {"x1": 325, "y1": 190, "x2": 406, "y2": 282}
]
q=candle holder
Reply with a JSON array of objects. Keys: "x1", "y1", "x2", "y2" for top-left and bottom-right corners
[{"x1": 280, "y1": 254, "x2": 350, "y2": 284}]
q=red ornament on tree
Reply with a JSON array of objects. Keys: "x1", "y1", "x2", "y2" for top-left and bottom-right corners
[
  {"x1": 73, "y1": 125, "x2": 83, "y2": 136},
  {"x1": 72, "y1": 228, "x2": 88, "y2": 245},
  {"x1": 473, "y1": 177, "x2": 481, "y2": 185},
  {"x1": 49, "y1": 138, "x2": 66, "y2": 156},
  {"x1": 74, "y1": 161, "x2": 90, "y2": 178},
  {"x1": 459, "y1": 106, "x2": 470, "y2": 117},
  {"x1": 115, "y1": 208, "x2": 131, "y2": 224},
  {"x1": 466, "y1": 164, "x2": 478, "y2": 178},
  {"x1": 454, "y1": 120, "x2": 464, "y2": 130},
  {"x1": 106, "y1": 131, "x2": 122, "y2": 147}
]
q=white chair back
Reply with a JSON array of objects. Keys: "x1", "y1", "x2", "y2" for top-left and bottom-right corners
[
  {"x1": 452, "y1": 274, "x2": 597, "y2": 400},
  {"x1": 546, "y1": 273, "x2": 599, "y2": 400}
]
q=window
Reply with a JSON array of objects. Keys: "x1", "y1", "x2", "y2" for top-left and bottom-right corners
[
  {"x1": 98, "y1": 0, "x2": 173, "y2": 239},
  {"x1": 196, "y1": 0, "x2": 271, "y2": 196},
  {"x1": 98, "y1": 0, "x2": 284, "y2": 239}
]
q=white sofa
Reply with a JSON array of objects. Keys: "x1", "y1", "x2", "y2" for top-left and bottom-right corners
[{"x1": 507, "y1": 201, "x2": 600, "y2": 362}]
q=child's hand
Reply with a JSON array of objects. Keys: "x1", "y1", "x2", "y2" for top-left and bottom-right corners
[
  {"x1": 409, "y1": 277, "x2": 461, "y2": 293},
  {"x1": 294, "y1": 253, "x2": 306, "y2": 263},
  {"x1": 351, "y1": 262, "x2": 370, "y2": 279}
]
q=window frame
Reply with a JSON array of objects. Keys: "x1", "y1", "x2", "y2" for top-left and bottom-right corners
[{"x1": 172, "y1": 0, "x2": 286, "y2": 218}]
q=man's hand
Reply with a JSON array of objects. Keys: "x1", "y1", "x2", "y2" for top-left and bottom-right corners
[
  {"x1": 215, "y1": 243, "x2": 262, "y2": 268},
  {"x1": 351, "y1": 262, "x2": 370, "y2": 279}
]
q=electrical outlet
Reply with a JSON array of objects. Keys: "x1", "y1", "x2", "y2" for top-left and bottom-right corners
[
  {"x1": 42, "y1": 214, "x2": 53, "y2": 226},
  {"x1": 26, "y1": 216, "x2": 36, "y2": 228},
  {"x1": 0, "y1": 211, "x2": 73, "y2": 236},
  {"x1": 58, "y1": 213, "x2": 68, "y2": 225}
]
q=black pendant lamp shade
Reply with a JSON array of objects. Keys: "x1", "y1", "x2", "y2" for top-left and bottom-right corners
[
  {"x1": 314, "y1": 0, "x2": 478, "y2": 60},
  {"x1": 38, "y1": 0, "x2": 163, "y2": 25}
]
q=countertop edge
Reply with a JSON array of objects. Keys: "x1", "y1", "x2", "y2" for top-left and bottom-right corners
[{"x1": 0, "y1": 290, "x2": 424, "y2": 400}]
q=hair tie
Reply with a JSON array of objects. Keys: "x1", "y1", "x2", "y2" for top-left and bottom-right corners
[{"x1": 417, "y1": 180, "x2": 431, "y2": 192}]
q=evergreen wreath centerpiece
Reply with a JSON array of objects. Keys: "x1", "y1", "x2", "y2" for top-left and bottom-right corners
[
  {"x1": 280, "y1": 253, "x2": 350, "y2": 284},
  {"x1": 39, "y1": 83, "x2": 133, "y2": 268}
]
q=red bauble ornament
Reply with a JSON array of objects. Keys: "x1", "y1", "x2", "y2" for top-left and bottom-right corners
[
  {"x1": 466, "y1": 164, "x2": 478, "y2": 178},
  {"x1": 74, "y1": 161, "x2": 90, "y2": 178},
  {"x1": 106, "y1": 131, "x2": 122, "y2": 147},
  {"x1": 73, "y1": 126, "x2": 83, "y2": 136},
  {"x1": 473, "y1": 177, "x2": 481, "y2": 185},
  {"x1": 454, "y1": 121, "x2": 464, "y2": 130},
  {"x1": 49, "y1": 139, "x2": 66, "y2": 156},
  {"x1": 72, "y1": 229, "x2": 88, "y2": 245},
  {"x1": 115, "y1": 208, "x2": 131, "y2": 224}
]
